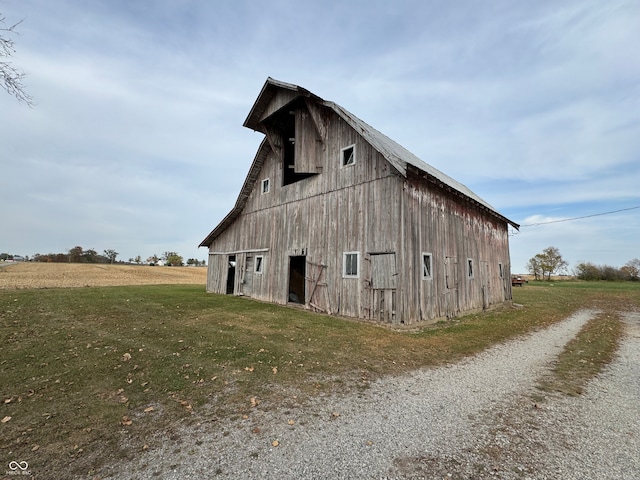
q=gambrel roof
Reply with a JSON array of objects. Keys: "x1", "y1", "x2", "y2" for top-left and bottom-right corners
[{"x1": 200, "y1": 78, "x2": 518, "y2": 247}]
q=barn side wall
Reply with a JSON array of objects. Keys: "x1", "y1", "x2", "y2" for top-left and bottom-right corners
[{"x1": 398, "y1": 173, "x2": 513, "y2": 322}]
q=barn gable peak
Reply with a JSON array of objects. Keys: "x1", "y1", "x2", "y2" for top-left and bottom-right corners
[{"x1": 200, "y1": 78, "x2": 518, "y2": 247}]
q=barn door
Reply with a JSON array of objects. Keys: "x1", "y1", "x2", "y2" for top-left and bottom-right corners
[
  {"x1": 445, "y1": 256, "x2": 459, "y2": 319},
  {"x1": 307, "y1": 260, "x2": 331, "y2": 314},
  {"x1": 288, "y1": 256, "x2": 306, "y2": 304},
  {"x1": 294, "y1": 109, "x2": 320, "y2": 173},
  {"x1": 226, "y1": 255, "x2": 236, "y2": 294},
  {"x1": 480, "y1": 260, "x2": 490, "y2": 309},
  {"x1": 243, "y1": 256, "x2": 254, "y2": 296},
  {"x1": 233, "y1": 253, "x2": 248, "y2": 296},
  {"x1": 370, "y1": 253, "x2": 397, "y2": 323}
]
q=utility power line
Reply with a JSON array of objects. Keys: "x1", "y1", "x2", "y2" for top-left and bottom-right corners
[
  {"x1": 520, "y1": 205, "x2": 640, "y2": 227},
  {"x1": 509, "y1": 205, "x2": 640, "y2": 236}
]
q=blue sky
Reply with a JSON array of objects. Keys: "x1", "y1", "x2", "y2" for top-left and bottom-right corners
[{"x1": 1, "y1": 0, "x2": 639, "y2": 272}]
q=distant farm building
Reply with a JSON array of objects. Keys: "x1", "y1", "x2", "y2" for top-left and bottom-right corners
[{"x1": 200, "y1": 78, "x2": 519, "y2": 325}]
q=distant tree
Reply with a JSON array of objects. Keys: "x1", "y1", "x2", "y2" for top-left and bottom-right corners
[
  {"x1": 68, "y1": 246, "x2": 84, "y2": 263},
  {"x1": 526, "y1": 256, "x2": 542, "y2": 280},
  {"x1": 83, "y1": 249, "x2": 99, "y2": 263},
  {"x1": 103, "y1": 249, "x2": 118, "y2": 264},
  {"x1": 163, "y1": 251, "x2": 183, "y2": 266},
  {"x1": 527, "y1": 246, "x2": 568, "y2": 281},
  {"x1": 1, "y1": 14, "x2": 33, "y2": 105},
  {"x1": 134, "y1": 255, "x2": 142, "y2": 264},
  {"x1": 622, "y1": 258, "x2": 640, "y2": 281},
  {"x1": 574, "y1": 262, "x2": 601, "y2": 281}
]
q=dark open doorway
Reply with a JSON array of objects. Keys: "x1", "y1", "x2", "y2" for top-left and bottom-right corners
[
  {"x1": 288, "y1": 255, "x2": 306, "y2": 304},
  {"x1": 226, "y1": 255, "x2": 236, "y2": 294}
]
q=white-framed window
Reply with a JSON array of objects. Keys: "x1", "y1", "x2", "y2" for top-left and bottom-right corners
[
  {"x1": 255, "y1": 255, "x2": 264, "y2": 274},
  {"x1": 343, "y1": 251, "x2": 359, "y2": 278},
  {"x1": 498, "y1": 262, "x2": 504, "y2": 278},
  {"x1": 422, "y1": 253, "x2": 433, "y2": 279},
  {"x1": 341, "y1": 144, "x2": 356, "y2": 167},
  {"x1": 467, "y1": 258, "x2": 474, "y2": 279},
  {"x1": 261, "y1": 178, "x2": 270, "y2": 194}
]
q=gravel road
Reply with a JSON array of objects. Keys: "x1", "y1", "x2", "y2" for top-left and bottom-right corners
[{"x1": 102, "y1": 309, "x2": 640, "y2": 479}]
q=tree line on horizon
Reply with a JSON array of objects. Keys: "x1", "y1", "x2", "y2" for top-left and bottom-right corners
[
  {"x1": 527, "y1": 246, "x2": 639, "y2": 282},
  {"x1": 2, "y1": 247, "x2": 205, "y2": 267}
]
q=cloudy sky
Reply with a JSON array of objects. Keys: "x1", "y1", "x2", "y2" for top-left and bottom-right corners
[{"x1": 1, "y1": 0, "x2": 639, "y2": 272}]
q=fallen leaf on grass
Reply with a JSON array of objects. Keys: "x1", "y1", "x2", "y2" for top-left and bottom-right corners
[
  {"x1": 122, "y1": 353, "x2": 132, "y2": 361},
  {"x1": 287, "y1": 419, "x2": 295, "y2": 425},
  {"x1": 144, "y1": 406, "x2": 154, "y2": 413},
  {"x1": 244, "y1": 366, "x2": 255, "y2": 372},
  {"x1": 2, "y1": 416, "x2": 11, "y2": 423},
  {"x1": 272, "y1": 367, "x2": 278, "y2": 375},
  {"x1": 272, "y1": 440, "x2": 279, "y2": 447},
  {"x1": 121, "y1": 416, "x2": 132, "y2": 426}
]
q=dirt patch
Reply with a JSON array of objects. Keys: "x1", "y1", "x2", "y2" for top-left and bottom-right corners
[{"x1": 0, "y1": 262, "x2": 207, "y2": 289}]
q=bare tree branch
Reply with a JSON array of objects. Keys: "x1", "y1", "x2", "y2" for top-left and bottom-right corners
[{"x1": 1, "y1": 15, "x2": 34, "y2": 106}]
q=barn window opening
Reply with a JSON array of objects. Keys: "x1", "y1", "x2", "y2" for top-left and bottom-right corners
[
  {"x1": 467, "y1": 259, "x2": 474, "y2": 278},
  {"x1": 261, "y1": 178, "x2": 270, "y2": 194},
  {"x1": 341, "y1": 144, "x2": 355, "y2": 167},
  {"x1": 422, "y1": 253, "x2": 432, "y2": 279},
  {"x1": 343, "y1": 252, "x2": 359, "y2": 278},
  {"x1": 255, "y1": 255, "x2": 264, "y2": 274},
  {"x1": 498, "y1": 262, "x2": 503, "y2": 278}
]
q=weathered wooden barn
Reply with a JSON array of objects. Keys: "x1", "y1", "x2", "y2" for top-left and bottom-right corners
[{"x1": 200, "y1": 77, "x2": 519, "y2": 325}]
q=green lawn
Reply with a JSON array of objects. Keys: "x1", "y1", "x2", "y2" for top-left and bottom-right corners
[{"x1": 1, "y1": 281, "x2": 638, "y2": 477}]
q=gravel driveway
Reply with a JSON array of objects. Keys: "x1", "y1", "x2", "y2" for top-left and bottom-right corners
[{"x1": 102, "y1": 309, "x2": 640, "y2": 479}]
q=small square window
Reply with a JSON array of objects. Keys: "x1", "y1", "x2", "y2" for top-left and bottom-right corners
[
  {"x1": 422, "y1": 253, "x2": 432, "y2": 279},
  {"x1": 261, "y1": 178, "x2": 270, "y2": 194},
  {"x1": 343, "y1": 252, "x2": 359, "y2": 278},
  {"x1": 341, "y1": 145, "x2": 355, "y2": 167},
  {"x1": 255, "y1": 255, "x2": 264, "y2": 274},
  {"x1": 467, "y1": 259, "x2": 474, "y2": 278}
]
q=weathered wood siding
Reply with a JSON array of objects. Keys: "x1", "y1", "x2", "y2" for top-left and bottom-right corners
[
  {"x1": 208, "y1": 107, "x2": 402, "y2": 319},
  {"x1": 399, "y1": 172, "x2": 513, "y2": 322}
]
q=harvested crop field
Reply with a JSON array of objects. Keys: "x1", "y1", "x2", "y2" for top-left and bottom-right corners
[{"x1": 0, "y1": 262, "x2": 206, "y2": 289}]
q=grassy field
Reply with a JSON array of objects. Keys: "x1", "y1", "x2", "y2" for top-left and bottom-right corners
[{"x1": 1, "y1": 273, "x2": 638, "y2": 478}]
